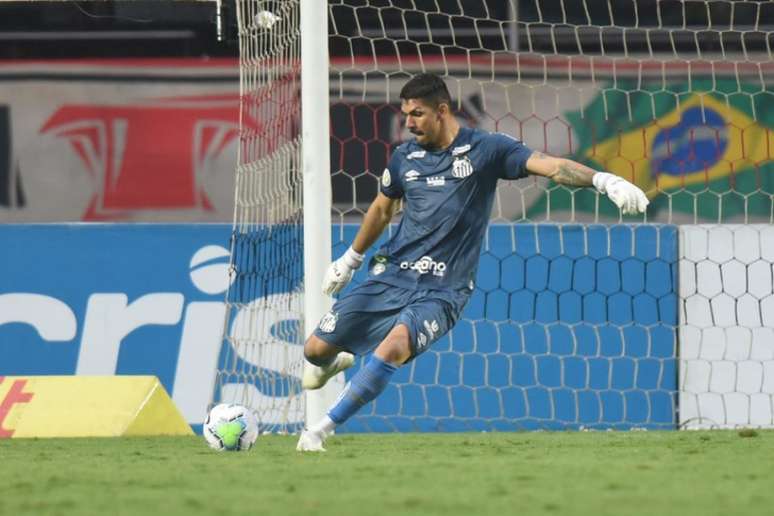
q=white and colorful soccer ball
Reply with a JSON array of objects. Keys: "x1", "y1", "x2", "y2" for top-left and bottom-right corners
[{"x1": 203, "y1": 403, "x2": 259, "y2": 452}]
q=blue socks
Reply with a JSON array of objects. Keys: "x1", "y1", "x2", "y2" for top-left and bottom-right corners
[{"x1": 328, "y1": 356, "x2": 398, "y2": 424}]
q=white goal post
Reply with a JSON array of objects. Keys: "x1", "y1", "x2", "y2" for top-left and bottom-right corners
[
  {"x1": 214, "y1": 0, "x2": 341, "y2": 433},
  {"x1": 299, "y1": 0, "x2": 342, "y2": 428}
]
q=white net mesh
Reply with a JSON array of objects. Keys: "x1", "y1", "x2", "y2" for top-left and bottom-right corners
[
  {"x1": 328, "y1": 0, "x2": 773, "y2": 225},
  {"x1": 221, "y1": 0, "x2": 774, "y2": 431},
  {"x1": 215, "y1": 0, "x2": 305, "y2": 433},
  {"x1": 679, "y1": 224, "x2": 774, "y2": 429}
]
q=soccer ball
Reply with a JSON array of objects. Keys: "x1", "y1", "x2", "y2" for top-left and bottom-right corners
[{"x1": 203, "y1": 403, "x2": 259, "y2": 452}]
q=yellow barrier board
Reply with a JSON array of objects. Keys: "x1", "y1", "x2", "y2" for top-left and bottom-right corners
[{"x1": 0, "y1": 376, "x2": 192, "y2": 438}]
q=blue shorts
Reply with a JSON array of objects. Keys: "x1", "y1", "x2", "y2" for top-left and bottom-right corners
[{"x1": 313, "y1": 280, "x2": 470, "y2": 359}]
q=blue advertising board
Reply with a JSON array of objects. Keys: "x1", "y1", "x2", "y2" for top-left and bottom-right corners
[
  {"x1": 0, "y1": 224, "x2": 235, "y2": 431},
  {"x1": 0, "y1": 223, "x2": 678, "y2": 432},
  {"x1": 338, "y1": 223, "x2": 679, "y2": 432}
]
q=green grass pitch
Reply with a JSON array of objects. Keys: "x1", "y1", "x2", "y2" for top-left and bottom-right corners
[{"x1": 2, "y1": 431, "x2": 772, "y2": 516}]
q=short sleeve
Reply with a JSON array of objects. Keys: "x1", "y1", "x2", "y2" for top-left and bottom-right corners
[
  {"x1": 379, "y1": 151, "x2": 404, "y2": 199},
  {"x1": 491, "y1": 133, "x2": 533, "y2": 180}
]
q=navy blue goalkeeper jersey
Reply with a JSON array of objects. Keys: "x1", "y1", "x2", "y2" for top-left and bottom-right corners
[{"x1": 370, "y1": 126, "x2": 533, "y2": 292}]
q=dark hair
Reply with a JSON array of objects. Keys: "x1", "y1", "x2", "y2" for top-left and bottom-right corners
[{"x1": 399, "y1": 73, "x2": 452, "y2": 109}]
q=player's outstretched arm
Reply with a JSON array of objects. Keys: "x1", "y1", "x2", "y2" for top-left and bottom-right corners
[
  {"x1": 322, "y1": 193, "x2": 401, "y2": 295},
  {"x1": 525, "y1": 151, "x2": 649, "y2": 215}
]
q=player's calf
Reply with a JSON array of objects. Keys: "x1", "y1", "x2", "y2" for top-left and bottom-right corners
[
  {"x1": 314, "y1": 325, "x2": 408, "y2": 434},
  {"x1": 298, "y1": 320, "x2": 435, "y2": 452},
  {"x1": 373, "y1": 324, "x2": 412, "y2": 365},
  {"x1": 303, "y1": 334, "x2": 340, "y2": 366},
  {"x1": 302, "y1": 335, "x2": 354, "y2": 390},
  {"x1": 302, "y1": 351, "x2": 355, "y2": 390}
]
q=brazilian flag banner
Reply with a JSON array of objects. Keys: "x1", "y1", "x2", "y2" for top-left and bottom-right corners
[{"x1": 528, "y1": 79, "x2": 774, "y2": 221}]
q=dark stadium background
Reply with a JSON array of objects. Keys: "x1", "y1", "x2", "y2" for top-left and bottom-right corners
[
  {"x1": 1, "y1": 0, "x2": 766, "y2": 59},
  {"x1": 0, "y1": 1, "x2": 769, "y2": 209}
]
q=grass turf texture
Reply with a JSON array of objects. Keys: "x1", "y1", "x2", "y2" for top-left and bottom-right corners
[{"x1": 1, "y1": 431, "x2": 771, "y2": 516}]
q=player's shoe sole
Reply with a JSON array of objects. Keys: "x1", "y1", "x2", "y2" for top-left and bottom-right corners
[
  {"x1": 302, "y1": 352, "x2": 355, "y2": 390},
  {"x1": 296, "y1": 429, "x2": 326, "y2": 452}
]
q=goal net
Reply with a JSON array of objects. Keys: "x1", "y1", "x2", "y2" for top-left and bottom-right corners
[
  {"x1": 219, "y1": 0, "x2": 774, "y2": 431},
  {"x1": 214, "y1": 0, "x2": 306, "y2": 433}
]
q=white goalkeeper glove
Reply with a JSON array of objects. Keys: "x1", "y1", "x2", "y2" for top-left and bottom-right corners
[
  {"x1": 593, "y1": 172, "x2": 649, "y2": 215},
  {"x1": 322, "y1": 247, "x2": 365, "y2": 296}
]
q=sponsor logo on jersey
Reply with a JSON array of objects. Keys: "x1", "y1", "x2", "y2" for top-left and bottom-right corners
[
  {"x1": 452, "y1": 156, "x2": 474, "y2": 178},
  {"x1": 451, "y1": 144, "x2": 471, "y2": 156},
  {"x1": 318, "y1": 311, "x2": 338, "y2": 333},
  {"x1": 399, "y1": 256, "x2": 447, "y2": 277},
  {"x1": 405, "y1": 170, "x2": 420, "y2": 182},
  {"x1": 416, "y1": 332, "x2": 428, "y2": 349},
  {"x1": 381, "y1": 168, "x2": 391, "y2": 188},
  {"x1": 407, "y1": 150, "x2": 426, "y2": 160},
  {"x1": 426, "y1": 176, "x2": 445, "y2": 187}
]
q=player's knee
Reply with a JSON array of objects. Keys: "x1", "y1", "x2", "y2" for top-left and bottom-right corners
[
  {"x1": 304, "y1": 335, "x2": 339, "y2": 366},
  {"x1": 374, "y1": 325, "x2": 412, "y2": 365}
]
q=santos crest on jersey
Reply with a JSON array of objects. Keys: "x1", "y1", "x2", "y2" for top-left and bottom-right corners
[{"x1": 372, "y1": 127, "x2": 533, "y2": 292}]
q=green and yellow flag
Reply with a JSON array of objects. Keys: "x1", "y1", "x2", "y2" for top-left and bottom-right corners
[{"x1": 528, "y1": 79, "x2": 774, "y2": 221}]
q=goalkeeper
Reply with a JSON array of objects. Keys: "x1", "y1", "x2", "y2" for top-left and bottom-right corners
[{"x1": 297, "y1": 73, "x2": 648, "y2": 451}]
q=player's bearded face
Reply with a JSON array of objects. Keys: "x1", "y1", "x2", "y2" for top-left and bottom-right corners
[{"x1": 401, "y1": 98, "x2": 443, "y2": 148}]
